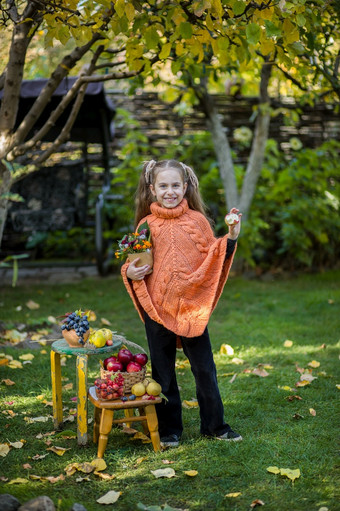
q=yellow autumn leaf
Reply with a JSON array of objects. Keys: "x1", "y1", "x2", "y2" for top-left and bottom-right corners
[
  {"x1": 85, "y1": 309, "x2": 96, "y2": 321},
  {"x1": 26, "y1": 299, "x2": 40, "y2": 310},
  {"x1": 31, "y1": 333, "x2": 44, "y2": 341},
  {"x1": 336, "y1": 384, "x2": 340, "y2": 390},
  {"x1": 309, "y1": 408, "x2": 316, "y2": 416},
  {"x1": 0, "y1": 444, "x2": 10, "y2": 457},
  {"x1": 136, "y1": 456, "x2": 148, "y2": 465},
  {"x1": 151, "y1": 468, "x2": 176, "y2": 478},
  {"x1": 295, "y1": 381, "x2": 310, "y2": 387},
  {"x1": 220, "y1": 344, "x2": 234, "y2": 356},
  {"x1": 40, "y1": 349, "x2": 47, "y2": 354},
  {"x1": 91, "y1": 458, "x2": 107, "y2": 471},
  {"x1": 308, "y1": 360, "x2": 320, "y2": 368},
  {"x1": 184, "y1": 470, "x2": 198, "y2": 477},
  {"x1": 278, "y1": 385, "x2": 294, "y2": 391},
  {"x1": 94, "y1": 471, "x2": 115, "y2": 480},
  {"x1": 280, "y1": 468, "x2": 301, "y2": 482},
  {"x1": 19, "y1": 353, "x2": 35, "y2": 361},
  {"x1": 0, "y1": 358, "x2": 9, "y2": 366},
  {"x1": 231, "y1": 357, "x2": 244, "y2": 365},
  {"x1": 8, "y1": 360, "x2": 23, "y2": 369},
  {"x1": 283, "y1": 340, "x2": 293, "y2": 347},
  {"x1": 63, "y1": 383, "x2": 73, "y2": 390},
  {"x1": 300, "y1": 374, "x2": 317, "y2": 382},
  {"x1": 100, "y1": 317, "x2": 111, "y2": 326},
  {"x1": 3, "y1": 329, "x2": 27, "y2": 343},
  {"x1": 267, "y1": 466, "x2": 280, "y2": 474},
  {"x1": 96, "y1": 490, "x2": 122, "y2": 504},
  {"x1": 182, "y1": 399, "x2": 199, "y2": 409},
  {"x1": 132, "y1": 432, "x2": 152, "y2": 444},
  {"x1": 252, "y1": 368, "x2": 269, "y2": 377},
  {"x1": 9, "y1": 441, "x2": 24, "y2": 449},
  {"x1": 8, "y1": 478, "x2": 30, "y2": 484},
  {"x1": 47, "y1": 446, "x2": 71, "y2": 456},
  {"x1": 225, "y1": 492, "x2": 242, "y2": 498}
]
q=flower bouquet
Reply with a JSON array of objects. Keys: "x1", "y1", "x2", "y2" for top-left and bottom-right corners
[{"x1": 115, "y1": 221, "x2": 153, "y2": 272}]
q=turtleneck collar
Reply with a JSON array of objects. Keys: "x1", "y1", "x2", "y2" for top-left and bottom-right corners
[{"x1": 150, "y1": 198, "x2": 189, "y2": 219}]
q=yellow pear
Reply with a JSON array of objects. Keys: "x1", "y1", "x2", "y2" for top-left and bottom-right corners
[
  {"x1": 131, "y1": 382, "x2": 146, "y2": 397},
  {"x1": 146, "y1": 381, "x2": 162, "y2": 396},
  {"x1": 89, "y1": 330, "x2": 106, "y2": 348},
  {"x1": 99, "y1": 328, "x2": 113, "y2": 341}
]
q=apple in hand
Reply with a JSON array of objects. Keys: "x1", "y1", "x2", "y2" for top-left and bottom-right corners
[
  {"x1": 118, "y1": 348, "x2": 133, "y2": 366},
  {"x1": 224, "y1": 213, "x2": 239, "y2": 226},
  {"x1": 133, "y1": 353, "x2": 148, "y2": 367},
  {"x1": 126, "y1": 361, "x2": 142, "y2": 373}
]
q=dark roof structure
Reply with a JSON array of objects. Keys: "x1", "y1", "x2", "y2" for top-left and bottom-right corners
[{"x1": 0, "y1": 77, "x2": 116, "y2": 144}]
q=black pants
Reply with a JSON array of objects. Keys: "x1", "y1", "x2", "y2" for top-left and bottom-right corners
[{"x1": 144, "y1": 312, "x2": 232, "y2": 438}]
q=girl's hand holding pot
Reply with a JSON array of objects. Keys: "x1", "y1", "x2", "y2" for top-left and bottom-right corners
[{"x1": 126, "y1": 258, "x2": 151, "y2": 281}]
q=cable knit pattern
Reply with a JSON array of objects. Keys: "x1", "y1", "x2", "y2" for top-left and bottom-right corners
[{"x1": 121, "y1": 198, "x2": 236, "y2": 338}]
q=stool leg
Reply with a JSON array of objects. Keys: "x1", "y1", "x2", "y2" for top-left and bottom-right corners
[
  {"x1": 50, "y1": 351, "x2": 63, "y2": 429},
  {"x1": 98, "y1": 409, "x2": 114, "y2": 458},
  {"x1": 93, "y1": 406, "x2": 102, "y2": 444},
  {"x1": 144, "y1": 404, "x2": 161, "y2": 452},
  {"x1": 124, "y1": 408, "x2": 134, "y2": 428},
  {"x1": 76, "y1": 354, "x2": 88, "y2": 446}
]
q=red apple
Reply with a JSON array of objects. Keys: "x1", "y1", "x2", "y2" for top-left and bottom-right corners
[
  {"x1": 126, "y1": 361, "x2": 142, "y2": 373},
  {"x1": 118, "y1": 348, "x2": 133, "y2": 366},
  {"x1": 107, "y1": 360, "x2": 124, "y2": 372},
  {"x1": 133, "y1": 353, "x2": 148, "y2": 367},
  {"x1": 103, "y1": 356, "x2": 117, "y2": 369},
  {"x1": 106, "y1": 339, "x2": 113, "y2": 346}
]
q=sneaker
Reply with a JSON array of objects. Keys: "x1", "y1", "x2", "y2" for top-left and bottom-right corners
[
  {"x1": 160, "y1": 434, "x2": 180, "y2": 448},
  {"x1": 216, "y1": 430, "x2": 243, "y2": 442}
]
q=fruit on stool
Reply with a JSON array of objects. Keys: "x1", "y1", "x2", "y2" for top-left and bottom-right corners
[
  {"x1": 126, "y1": 361, "x2": 142, "y2": 373},
  {"x1": 133, "y1": 353, "x2": 148, "y2": 366},
  {"x1": 89, "y1": 329, "x2": 107, "y2": 348},
  {"x1": 131, "y1": 382, "x2": 146, "y2": 397},
  {"x1": 146, "y1": 381, "x2": 162, "y2": 396},
  {"x1": 224, "y1": 213, "x2": 239, "y2": 226},
  {"x1": 101, "y1": 328, "x2": 113, "y2": 341},
  {"x1": 117, "y1": 348, "x2": 134, "y2": 365},
  {"x1": 60, "y1": 310, "x2": 90, "y2": 346}
]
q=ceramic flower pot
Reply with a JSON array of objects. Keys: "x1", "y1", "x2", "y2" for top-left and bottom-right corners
[
  {"x1": 127, "y1": 250, "x2": 153, "y2": 274},
  {"x1": 62, "y1": 329, "x2": 90, "y2": 348}
]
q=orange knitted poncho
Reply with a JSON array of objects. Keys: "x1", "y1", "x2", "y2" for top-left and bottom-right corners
[{"x1": 121, "y1": 199, "x2": 236, "y2": 338}]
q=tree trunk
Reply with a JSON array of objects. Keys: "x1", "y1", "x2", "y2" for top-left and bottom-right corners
[
  {"x1": 0, "y1": 160, "x2": 13, "y2": 249},
  {"x1": 239, "y1": 62, "x2": 273, "y2": 220},
  {"x1": 197, "y1": 86, "x2": 239, "y2": 209}
]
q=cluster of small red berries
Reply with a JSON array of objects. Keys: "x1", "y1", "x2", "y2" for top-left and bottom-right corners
[{"x1": 94, "y1": 374, "x2": 125, "y2": 400}]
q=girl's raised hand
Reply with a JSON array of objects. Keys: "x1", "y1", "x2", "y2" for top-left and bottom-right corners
[
  {"x1": 226, "y1": 207, "x2": 242, "y2": 240},
  {"x1": 126, "y1": 258, "x2": 151, "y2": 281}
]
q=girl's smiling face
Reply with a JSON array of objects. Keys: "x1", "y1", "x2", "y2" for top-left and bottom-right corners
[{"x1": 150, "y1": 168, "x2": 187, "y2": 209}]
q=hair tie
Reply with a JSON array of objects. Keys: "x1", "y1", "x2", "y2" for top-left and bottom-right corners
[
  {"x1": 180, "y1": 162, "x2": 199, "y2": 189},
  {"x1": 144, "y1": 160, "x2": 157, "y2": 184}
]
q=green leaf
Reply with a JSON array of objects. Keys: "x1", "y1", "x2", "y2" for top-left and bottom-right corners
[
  {"x1": 179, "y1": 22, "x2": 192, "y2": 39},
  {"x1": 145, "y1": 27, "x2": 160, "y2": 50},
  {"x1": 159, "y1": 42, "x2": 172, "y2": 59},
  {"x1": 296, "y1": 13, "x2": 306, "y2": 27},
  {"x1": 265, "y1": 20, "x2": 281, "y2": 38},
  {"x1": 0, "y1": 193, "x2": 24, "y2": 203},
  {"x1": 233, "y1": 1, "x2": 245, "y2": 16},
  {"x1": 246, "y1": 23, "x2": 261, "y2": 45}
]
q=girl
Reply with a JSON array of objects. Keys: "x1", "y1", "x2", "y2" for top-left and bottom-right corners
[{"x1": 121, "y1": 159, "x2": 242, "y2": 447}]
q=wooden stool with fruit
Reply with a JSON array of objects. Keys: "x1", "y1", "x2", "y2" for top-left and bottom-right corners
[{"x1": 88, "y1": 347, "x2": 163, "y2": 456}]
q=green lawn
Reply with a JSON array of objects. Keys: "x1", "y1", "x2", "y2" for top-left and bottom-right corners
[{"x1": 0, "y1": 270, "x2": 339, "y2": 511}]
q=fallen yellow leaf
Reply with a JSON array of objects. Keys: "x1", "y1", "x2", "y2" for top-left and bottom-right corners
[
  {"x1": 225, "y1": 492, "x2": 242, "y2": 498},
  {"x1": 250, "y1": 499, "x2": 265, "y2": 508},
  {"x1": 40, "y1": 349, "x2": 47, "y2": 354},
  {"x1": 26, "y1": 300, "x2": 40, "y2": 310},
  {"x1": 182, "y1": 399, "x2": 199, "y2": 409},
  {"x1": 8, "y1": 360, "x2": 23, "y2": 369},
  {"x1": 267, "y1": 466, "x2": 280, "y2": 474},
  {"x1": 30, "y1": 333, "x2": 44, "y2": 341},
  {"x1": 9, "y1": 441, "x2": 24, "y2": 449},
  {"x1": 280, "y1": 468, "x2": 300, "y2": 482},
  {"x1": 8, "y1": 478, "x2": 30, "y2": 484},
  {"x1": 96, "y1": 490, "x2": 121, "y2": 504},
  {"x1": 252, "y1": 368, "x2": 269, "y2": 377},
  {"x1": 308, "y1": 360, "x2": 320, "y2": 368},
  {"x1": 283, "y1": 340, "x2": 293, "y2": 348},
  {"x1": 101, "y1": 317, "x2": 111, "y2": 326},
  {"x1": 63, "y1": 383, "x2": 73, "y2": 390},
  {"x1": 231, "y1": 357, "x2": 244, "y2": 365},
  {"x1": 220, "y1": 344, "x2": 234, "y2": 356},
  {"x1": 0, "y1": 359, "x2": 9, "y2": 366},
  {"x1": 336, "y1": 384, "x2": 340, "y2": 390},
  {"x1": 309, "y1": 408, "x2": 316, "y2": 416},
  {"x1": 47, "y1": 446, "x2": 70, "y2": 456},
  {"x1": 91, "y1": 458, "x2": 107, "y2": 471},
  {"x1": 0, "y1": 444, "x2": 10, "y2": 457},
  {"x1": 94, "y1": 471, "x2": 115, "y2": 480},
  {"x1": 151, "y1": 468, "x2": 176, "y2": 478},
  {"x1": 132, "y1": 432, "x2": 151, "y2": 443},
  {"x1": 19, "y1": 353, "x2": 34, "y2": 360},
  {"x1": 184, "y1": 470, "x2": 198, "y2": 477}
]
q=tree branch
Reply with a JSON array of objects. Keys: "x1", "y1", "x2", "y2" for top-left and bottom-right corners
[{"x1": 274, "y1": 63, "x2": 308, "y2": 91}]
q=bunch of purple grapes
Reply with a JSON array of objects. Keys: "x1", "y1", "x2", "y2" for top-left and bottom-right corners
[{"x1": 61, "y1": 311, "x2": 89, "y2": 345}]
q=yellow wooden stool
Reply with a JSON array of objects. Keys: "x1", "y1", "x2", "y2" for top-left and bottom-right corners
[
  {"x1": 88, "y1": 386, "x2": 162, "y2": 456},
  {"x1": 50, "y1": 338, "x2": 122, "y2": 445}
]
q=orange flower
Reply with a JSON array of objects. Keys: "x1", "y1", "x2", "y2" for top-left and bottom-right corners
[
  {"x1": 143, "y1": 241, "x2": 152, "y2": 248},
  {"x1": 135, "y1": 244, "x2": 142, "y2": 250}
]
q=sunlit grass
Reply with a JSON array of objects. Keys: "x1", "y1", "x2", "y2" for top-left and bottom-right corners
[{"x1": 0, "y1": 270, "x2": 339, "y2": 510}]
